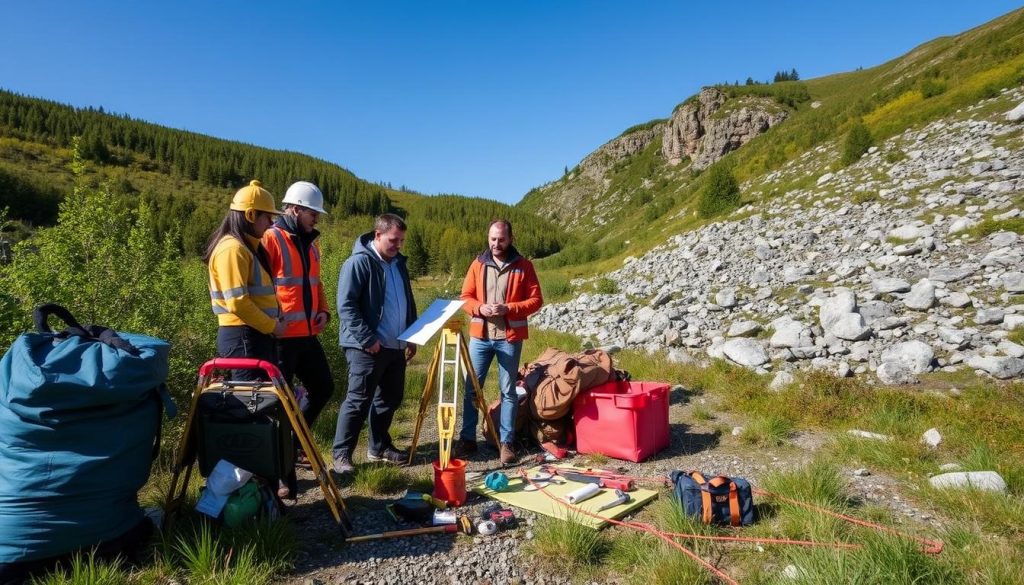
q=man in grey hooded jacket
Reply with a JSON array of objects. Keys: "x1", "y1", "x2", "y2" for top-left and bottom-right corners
[{"x1": 331, "y1": 213, "x2": 418, "y2": 475}]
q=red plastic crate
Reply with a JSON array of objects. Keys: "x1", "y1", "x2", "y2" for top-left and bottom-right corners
[{"x1": 573, "y1": 380, "x2": 670, "y2": 462}]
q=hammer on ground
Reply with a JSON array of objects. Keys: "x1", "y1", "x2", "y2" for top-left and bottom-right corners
[
  {"x1": 596, "y1": 489, "x2": 631, "y2": 512},
  {"x1": 347, "y1": 515, "x2": 473, "y2": 543}
]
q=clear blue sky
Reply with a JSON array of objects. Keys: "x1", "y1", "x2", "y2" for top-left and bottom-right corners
[{"x1": 1, "y1": 1, "x2": 1020, "y2": 203}]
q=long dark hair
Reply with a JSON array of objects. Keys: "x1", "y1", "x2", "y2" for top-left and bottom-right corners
[{"x1": 202, "y1": 210, "x2": 272, "y2": 274}]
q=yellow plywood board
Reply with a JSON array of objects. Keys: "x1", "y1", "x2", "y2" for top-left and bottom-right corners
[{"x1": 472, "y1": 465, "x2": 659, "y2": 529}]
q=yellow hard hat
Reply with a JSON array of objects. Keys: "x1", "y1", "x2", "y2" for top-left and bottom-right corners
[{"x1": 230, "y1": 180, "x2": 282, "y2": 221}]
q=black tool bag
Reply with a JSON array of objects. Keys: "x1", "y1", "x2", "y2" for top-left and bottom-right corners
[
  {"x1": 669, "y1": 470, "x2": 755, "y2": 526},
  {"x1": 196, "y1": 388, "x2": 295, "y2": 488}
]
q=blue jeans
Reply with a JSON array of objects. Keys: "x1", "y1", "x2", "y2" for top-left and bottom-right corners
[{"x1": 460, "y1": 338, "x2": 523, "y2": 445}]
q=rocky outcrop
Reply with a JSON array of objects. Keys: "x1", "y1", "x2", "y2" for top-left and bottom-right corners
[
  {"x1": 661, "y1": 87, "x2": 789, "y2": 169},
  {"x1": 524, "y1": 87, "x2": 791, "y2": 235},
  {"x1": 536, "y1": 89, "x2": 1024, "y2": 383},
  {"x1": 579, "y1": 124, "x2": 664, "y2": 180},
  {"x1": 661, "y1": 89, "x2": 725, "y2": 165}
]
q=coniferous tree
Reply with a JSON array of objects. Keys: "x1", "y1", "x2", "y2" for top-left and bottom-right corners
[
  {"x1": 0, "y1": 89, "x2": 568, "y2": 267},
  {"x1": 404, "y1": 230, "x2": 430, "y2": 278}
]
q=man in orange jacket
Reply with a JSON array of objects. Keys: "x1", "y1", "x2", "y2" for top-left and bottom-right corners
[
  {"x1": 454, "y1": 220, "x2": 543, "y2": 466},
  {"x1": 261, "y1": 181, "x2": 334, "y2": 443}
]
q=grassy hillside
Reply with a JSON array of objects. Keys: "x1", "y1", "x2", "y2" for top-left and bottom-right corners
[
  {"x1": 520, "y1": 7, "x2": 1024, "y2": 285},
  {"x1": 0, "y1": 90, "x2": 568, "y2": 265}
]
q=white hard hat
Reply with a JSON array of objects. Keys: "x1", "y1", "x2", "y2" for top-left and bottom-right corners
[{"x1": 282, "y1": 181, "x2": 328, "y2": 215}]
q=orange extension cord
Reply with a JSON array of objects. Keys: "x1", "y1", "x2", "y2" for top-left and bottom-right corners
[{"x1": 521, "y1": 470, "x2": 944, "y2": 585}]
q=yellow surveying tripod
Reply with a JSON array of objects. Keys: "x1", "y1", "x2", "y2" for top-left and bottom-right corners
[{"x1": 407, "y1": 318, "x2": 499, "y2": 468}]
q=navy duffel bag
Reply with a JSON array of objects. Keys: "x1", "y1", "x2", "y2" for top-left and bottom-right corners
[{"x1": 669, "y1": 470, "x2": 756, "y2": 526}]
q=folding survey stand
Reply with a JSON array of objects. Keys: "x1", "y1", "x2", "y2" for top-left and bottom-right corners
[
  {"x1": 164, "y1": 358, "x2": 351, "y2": 536},
  {"x1": 407, "y1": 318, "x2": 499, "y2": 468}
]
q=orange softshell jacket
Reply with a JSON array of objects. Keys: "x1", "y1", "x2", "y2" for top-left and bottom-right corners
[{"x1": 460, "y1": 252, "x2": 543, "y2": 342}]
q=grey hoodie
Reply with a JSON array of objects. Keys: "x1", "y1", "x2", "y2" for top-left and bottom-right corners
[{"x1": 336, "y1": 232, "x2": 417, "y2": 350}]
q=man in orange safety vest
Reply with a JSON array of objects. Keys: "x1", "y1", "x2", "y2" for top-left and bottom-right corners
[{"x1": 261, "y1": 181, "x2": 334, "y2": 451}]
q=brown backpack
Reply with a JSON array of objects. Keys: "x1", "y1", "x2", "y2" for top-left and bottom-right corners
[{"x1": 521, "y1": 348, "x2": 614, "y2": 421}]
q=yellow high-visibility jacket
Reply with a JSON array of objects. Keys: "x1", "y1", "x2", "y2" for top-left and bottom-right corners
[{"x1": 208, "y1": 234, "x2": 280, "y2": 334}]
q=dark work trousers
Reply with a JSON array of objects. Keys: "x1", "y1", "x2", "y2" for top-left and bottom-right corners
[
  {"x1": 277, "y1": 336, "x2": 335, "y2": 428},
  {"x1": 216, "y1": 325, "x2": 278, "y2": 381},
  {"x1": 332, "y1": 347, "x2": 406, "y2": 459}
]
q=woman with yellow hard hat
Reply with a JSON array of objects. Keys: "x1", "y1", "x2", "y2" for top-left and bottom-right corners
[{"x1": 203, "y1": 180, "x2": 287, "y2": 380}]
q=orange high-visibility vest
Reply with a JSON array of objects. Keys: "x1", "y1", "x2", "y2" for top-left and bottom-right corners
[{"x1": 261, "y1": 225, "x2": 329, "y2": 338}]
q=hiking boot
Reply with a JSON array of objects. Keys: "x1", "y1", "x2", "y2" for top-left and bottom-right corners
[
  {"x1": 367, "y1": 446, "x2": 408, "y2": 465},
  {"x1": 332, "y1": 455, "x2": 355, "y2": 475},
  {"x1": 500, "y1": 443, "x2": 517, "y2": 466},
  {"x1": 451, "y1": 439, "x2": 478, "y2": 459}
]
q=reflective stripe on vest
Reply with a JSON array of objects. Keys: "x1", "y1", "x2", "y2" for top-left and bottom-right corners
[
  {"x1": 210, "y1": 286, "x2": 244, "y2": 300},
  {"x1": 210, "y1": 284, "x2": 275, "y2": 299},
  {"x1": 274, "y1": 276, "x2": 321, "y2": 286},
  {"x1": 211, "y1": 302, "x2": 277, "y2": 319},
  {"x1": 266, "y1": 226, "x2": 324, "y2": 338},
  {"x1": 270, "y1": 228, "x2": 293, "y2": 277}
]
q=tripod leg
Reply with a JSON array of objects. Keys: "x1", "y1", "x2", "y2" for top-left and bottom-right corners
[
  {"x1": 437, "y1": 328, "x2": 461, "y2": 469},
  {"x1": 163, "y1": 374, "x2": 208, "y2": 528},
  {"x1": 407, "y1": 337, "x2": 442, "y2": 465},
  {"x1": 265, "y1": 378, "x2": 351, "y2": 531},
  {"x1": 437, "y1": 404, "x2": 456, "y2": 469}
]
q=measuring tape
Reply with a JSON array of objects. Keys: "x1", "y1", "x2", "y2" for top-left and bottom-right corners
[{"x1": 476, "y1": 520, "x2": 498, "y2": 536}]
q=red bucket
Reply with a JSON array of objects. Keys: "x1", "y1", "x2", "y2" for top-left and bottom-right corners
[{"x1": 432, "y1": 458, "x2": 467, "y2": 506}]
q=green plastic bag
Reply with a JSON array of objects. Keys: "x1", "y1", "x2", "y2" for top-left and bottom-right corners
[{"x1": 223, "y1": 482, "x2": 261, "y2": 527}]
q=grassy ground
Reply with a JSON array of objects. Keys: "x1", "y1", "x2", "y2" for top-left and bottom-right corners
[
  {"x1": 502, "y1": 331, "x2": 1024, "y2": 584},
  {"x1": 25, "y1": 324, "x2": 1024, "y2": 584}
]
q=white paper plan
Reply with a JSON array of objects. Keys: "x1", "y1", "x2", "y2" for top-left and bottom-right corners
[{"x1": 398, "y1": 299, "x2": 465, "y2": 345}]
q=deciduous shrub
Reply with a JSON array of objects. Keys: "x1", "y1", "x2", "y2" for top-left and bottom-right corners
[
  {"x1": 697, "y1": 164, "x2": 741, "y2": 218},
  {"x1": 841, "y1": 120, "x2": 873, "y2": 166}
]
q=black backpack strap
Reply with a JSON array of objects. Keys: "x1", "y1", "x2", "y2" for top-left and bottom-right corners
[
  {"x1": 34, "y1": 303, "x2": 89, "y2": 337},
  {"x1": 33, "y1": 303, "x2": 141, "y2": 356},
  {"x1": 89, "y1": 326, "x2": 141, "y2": 357}
]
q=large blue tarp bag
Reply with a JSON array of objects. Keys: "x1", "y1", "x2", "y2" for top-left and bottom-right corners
[{"x1": 0, "y1": 304, "x2": 174, "y2": 567}]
